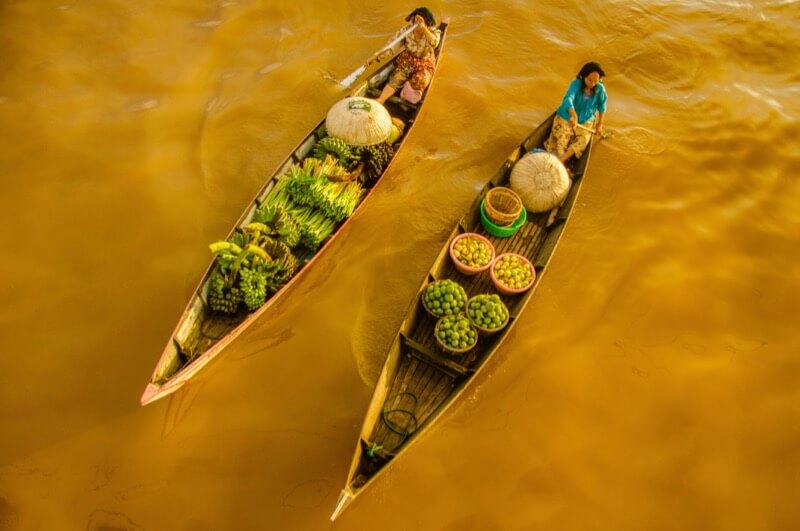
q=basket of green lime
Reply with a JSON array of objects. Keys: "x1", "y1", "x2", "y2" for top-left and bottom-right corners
[
  {"x1": 465, "y1": 294, "x2": 510, "y2": 333},
  {"x1": 434, "y1": 313, "x2": 478, "y2": 355},
  {"x1": 421, "y1": 279, "x2": 467, "y2": 318}
]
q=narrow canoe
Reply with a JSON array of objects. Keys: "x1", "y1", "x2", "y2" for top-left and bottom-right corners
[
  {"x1": 330, "y1": 112, "x2": 594, "y2": 520},
  {"x1": 141, "y1": 21, "x2": 450, "y2": 406}
]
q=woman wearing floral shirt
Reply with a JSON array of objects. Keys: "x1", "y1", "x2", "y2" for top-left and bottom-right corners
[{"x1": 376, "y1": 8, "x2": 441, "y2": 104}]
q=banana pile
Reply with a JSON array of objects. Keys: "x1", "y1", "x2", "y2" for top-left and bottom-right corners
[
  {"x1": 205, "y1": 121, "x2": 404, "y2": 316},
  {"x1": 285, "y1": 156, "x2": 363, "y2": 222},
  {"x1": 252, "y1": 204, "x2": 301, "y2": 249},
  {"x1": 353, "y1": 142, "x2": 394, "y2": 183},
  {"x1": 207, "y1": 226, "x2": 298, "y2": 314},
  {"x1": 259, "y1": 178, "x2": 337, "y2": 253},
  {"x1": 312, "y1": 134, "x2": 396, "y2": 184},
  {"x1": 312, "y1": 136, "x2": 356, "y2": 168}
]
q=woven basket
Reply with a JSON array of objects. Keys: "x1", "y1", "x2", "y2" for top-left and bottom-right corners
[
  {"x1": 449, "y1": 232, "x2": 495, "y2": 276},
  {"x1": 434, "y1": 315, "x2": 477, "y2": 355},
  {"x1": 421, "y1": 280, "x2": 467, "y2": 318},
  {"x1": 484, "y1": 187, "x2": 522, "y2": 227},
  {"x1": 490, "y1": 253, "x2": 535, "y2": 295},
  {"x1": 465, "y1": 295, "x2": 510, "y2": 334}
]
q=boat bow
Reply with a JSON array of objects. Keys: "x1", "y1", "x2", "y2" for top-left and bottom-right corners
[{"x1": 329, "y1": 489, "x2": 354, "y2": 521}]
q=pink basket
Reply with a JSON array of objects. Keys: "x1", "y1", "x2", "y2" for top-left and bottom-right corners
[
  {"x1": 449, "y1": 233, "x2": 495, "y2": 276},
  {"x1": 490, "y1": 253, "x2": 535, "y2": 295},
  {"x1": 400, "y1": 81, "x2": 423, "y2": 104}
]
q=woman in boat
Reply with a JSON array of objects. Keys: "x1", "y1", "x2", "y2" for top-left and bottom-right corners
[
  {"x1": 544, "y1": 61, "x2": 608, "y2": 165},
  {"x1": 375, "y1": 7, "x2": 441, "y2": 104}
]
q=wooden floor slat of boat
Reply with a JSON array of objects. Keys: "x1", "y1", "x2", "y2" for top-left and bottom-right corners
[
  {"x1": 414, "y1": 371, "x2": 456, "y2": 424},
  {"x1": 182, "y1": 311, "x2": 243, "y2": 358},
  {"x1": 369, "y1": 352, "x2": 456, "y2": 454},
  {"x1": 371, "y1": 354, "x2": 421, "y2": 447}
]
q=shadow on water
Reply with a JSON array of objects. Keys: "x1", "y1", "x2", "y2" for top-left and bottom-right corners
[
  {"x1": 0, "y1": 496, "x2": 20, "y2": 531},
  {"x1": 86, "y1": 510, "x2": 144, "y2": 531}
]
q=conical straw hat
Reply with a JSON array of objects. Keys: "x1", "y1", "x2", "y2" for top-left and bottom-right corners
[
  {"x1": 325, "y1": 97, "x2": 392, "y2": 146},
  {"x1": 509, "y1": 151, "x2": 571, "y2": 213}
]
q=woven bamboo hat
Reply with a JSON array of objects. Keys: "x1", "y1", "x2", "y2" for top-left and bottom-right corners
[
  {"x1": 509, "y1": 151, "x2": 571, "y2": 213},
  {"x1": 325, "y1": 97, "x2": 392, "y2": 146}
]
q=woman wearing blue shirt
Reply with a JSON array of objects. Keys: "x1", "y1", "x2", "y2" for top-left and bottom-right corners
[{"x1": 544, "y1": 62, "x2": 607, "y2": 166}]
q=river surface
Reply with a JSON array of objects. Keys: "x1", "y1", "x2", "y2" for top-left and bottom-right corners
[{"x1": 1, "y1": 1, "x2": 798, "y2": 529}]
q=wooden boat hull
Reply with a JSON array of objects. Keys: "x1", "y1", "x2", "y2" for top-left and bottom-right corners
[
  {"x1": 141, "y1": 22, "x2": 450, "y2": 406},
  {"x1": 331, "y1": 112, "x2": 594, "y2": 520}
]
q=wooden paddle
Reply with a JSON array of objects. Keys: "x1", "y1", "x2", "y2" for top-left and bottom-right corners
[
  {"x1": 576, "y1": 122, "x2": 611, "y2": 140},
  {"x1": 334, "y1": 23, "x2": 419, "y2": 89}
]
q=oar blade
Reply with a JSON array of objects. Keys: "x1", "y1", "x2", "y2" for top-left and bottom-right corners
[{"x1": 338, "y1": 65, "x2": 366, "y2": 88}]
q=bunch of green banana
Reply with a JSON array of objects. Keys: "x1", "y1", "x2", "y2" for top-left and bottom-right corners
[
  {"x1": 312, "y1": 136, "x2": 356, "y2": 168},
  {"x1": 284, "y1": 163, "x2": 317, "y2": 208},
  {"x1": 283, "y1": 158, "x2": 363, "y2": 222},
  {"x1": 315, "y1": 154, "x2": 352, "y2": 181},
  {"x1": 259, "y1": 175, "x2": 294, "y2": 212},
  {"x1": 239, "y1": 266, "x2": 268, "y2": 311},
  {"x1": 327, "y1": 181, "x2": 363, "y2": 221},
  {"x1": 208, "y1": 268, "x2": 243, "y2": 314},
  {"x1": 238, "y1": 237, "x2": 298, "y2": 309},
  {"x1": 260, "y1": 237, "x2": 298, "y2": 291},
  {"x1": 309, "y1": 177, "x2": 363, "y2": 221},
  {"x1": 353, "y1": 142, "x2": 394, "y2": 183},
  {"x1": 288, "y1": 206, "x2": 337, "y2": 251},
  {"x1": 208, "y1": 241, "x2": 244, "y2": 272},
  {"x1": 208, "y1": 236, "x2": 256, "y2": 314},
  {"x1": 252, "y1": 204, "x2": 302, "y2": 249},
  {"x1": 208, "y1": 222, "x2": 301, "y2": 313}
]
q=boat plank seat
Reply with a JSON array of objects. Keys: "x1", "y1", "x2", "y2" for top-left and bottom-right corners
[{"x1": 401, "y1": 333, "x2": 471, "y2": 378}]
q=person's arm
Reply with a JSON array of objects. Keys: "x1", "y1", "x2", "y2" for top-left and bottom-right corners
[
  {"x1": 413, "y1": 15, "x2": 440, "y2": 47},
  {"x1": 595, "y1": 84, "x2": 607, "y2": 135},
  {"x1": 595, "y1": 111, "x2": 605, "y2": 135},
  {"x1": 568, "y1": 108, "x2": 578, "y2": 129},
  {"x1": 376, "y1": 23, "x2": 413, "y2": 61},
  {"x1": 561, "y1": 80, "x2": 580, "y2": 129}
]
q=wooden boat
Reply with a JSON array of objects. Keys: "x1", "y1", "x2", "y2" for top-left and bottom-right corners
[
  {"x1": 330, "y1": 112, "x2": 594, "y2": 520},
  {"x1": 141, "y1": 21, "x2": 450, "y2": 406}
]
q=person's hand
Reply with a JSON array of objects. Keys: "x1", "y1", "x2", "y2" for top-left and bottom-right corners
[
  {"x1": 568, "y1": 116, "x2": 577, "y2": 130},
  {"x1": 595, "y1": 123, "x2": 604, "y2": 136}
]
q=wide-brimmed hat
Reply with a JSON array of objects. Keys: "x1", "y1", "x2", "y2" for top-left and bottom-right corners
[
  {"x1": 509, "y1": 151, "x2": 571, "y2": 212},
  {"x1": 325, "y1": 97, "x2": 392, "y2": 146}
]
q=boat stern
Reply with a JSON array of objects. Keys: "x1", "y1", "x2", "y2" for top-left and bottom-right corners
[
  {"x1": 140, "y1": 382, "x2": 175, "y2": 406},
  {"x1": 329, "y1": 489, "x2": 354, "y2": 521}
]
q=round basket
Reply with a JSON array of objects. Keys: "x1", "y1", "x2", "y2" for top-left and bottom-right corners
[
  {"x1": 480, "y1": 199, "x2": 527, "y2": 238},
  {"x1": 465, "y1": 294, "x2": 510, "y2": 334},
  {"x1": 509, "y1": 151, "x2": 571, "y2": 213},
  {"x1": 421, "y1": 279, "x2": 468, "y2": 318},
  {"x1": 490, "y1": 253, "x2": 536, "y2": 295},
  {"x1": 449, "y1": 233, "x2": 495, "y2": 276},
  {"x1": 325, "y1": 97, "x2": 392, "y2": 146},
  {"x1": 484, "y1": 187, "x2": 523, "y2": 227},
  {"x1": 434, "y1": 314, "x2": 477, "y2": 355}
]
